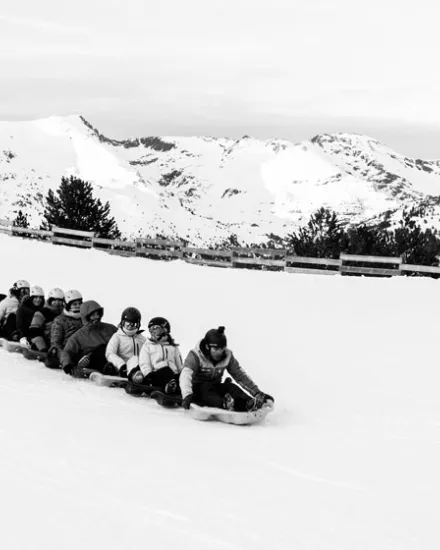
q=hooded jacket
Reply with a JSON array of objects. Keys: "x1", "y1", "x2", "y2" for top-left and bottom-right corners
[
  {"x1": 106, "y1": 328, "x2": 147, "y2": 371},
  {"x1": 138, "y1": 337, "x2": 183, "y2": 377},
  {"x1": 179, "y1": 341, "x2": 260, "y2": 399},
  {"x1": 60, "y1": 300, "x2": 117, "y2": 369}
]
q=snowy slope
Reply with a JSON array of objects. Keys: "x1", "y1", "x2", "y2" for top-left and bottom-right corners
[
  {"x1": 1, "y1": 235, "x2": 439, "y2": 549},
  {"x1": 1, "y1": 115, "x2": 440, "y2": 246}
]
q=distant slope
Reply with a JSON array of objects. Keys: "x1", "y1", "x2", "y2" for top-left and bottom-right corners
[{"x1": 1, "y1": 115, "x2": 440, "y2": 245}]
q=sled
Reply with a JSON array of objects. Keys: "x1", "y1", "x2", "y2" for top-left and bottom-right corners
[
  {"x1": 0, "y1": 338, "x2": 47, "y2": 360},
  {"x1": 150, "y1": 390, "x2": 182, "y2": 408},
  {"x1": 188, "y1": 401, "x2": 274, "y2": 425},
  {"x1": 89, "y1": 372, "x2": 128, "y2": 388}
]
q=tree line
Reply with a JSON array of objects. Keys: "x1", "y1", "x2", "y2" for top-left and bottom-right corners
[{"x1": 10, "y1": 176, "x2": 440, "y2": 266}]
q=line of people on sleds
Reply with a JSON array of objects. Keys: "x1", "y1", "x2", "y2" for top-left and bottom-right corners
[{"x1": 0, "y1": 279, "x2": 274, "y2": 412}]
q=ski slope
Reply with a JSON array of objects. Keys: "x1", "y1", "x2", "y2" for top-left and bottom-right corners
[{"x1": 0, "y1": 234, "x2": 439, "y2": 549}]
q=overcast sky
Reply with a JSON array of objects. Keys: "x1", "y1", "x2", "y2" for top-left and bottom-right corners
[{"x1": 1, "y1": 0, "x2": 440, "y2": 157}]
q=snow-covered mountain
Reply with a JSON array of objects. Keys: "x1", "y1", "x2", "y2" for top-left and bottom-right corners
[{"x1": 1, "y1": 115, "x2": 440, "y2": 246}]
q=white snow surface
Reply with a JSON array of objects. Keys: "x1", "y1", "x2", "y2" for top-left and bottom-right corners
[{"x1": 1, "y1": 234, "x2": 440, "y2": 549}]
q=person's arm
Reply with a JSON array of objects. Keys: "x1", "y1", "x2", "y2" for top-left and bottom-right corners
[
  {"x1": 60, "y1": 333, "x2": 81, "y2": 373},
  {"x1": 105, "y1": 333, "x2": 125, "y2": 369},
  {"x1": 179, "y1": 350, "x2": 200, "y2": 399},
  {"x1": 226, "y1": 353, "x2": 260, "y2": 396},
  {"x1": 50, "y1": 317, "x2": 64, "y2": 350},
  {"x1": 139, "y1": 343, "x2": 154, "y2": 377}
]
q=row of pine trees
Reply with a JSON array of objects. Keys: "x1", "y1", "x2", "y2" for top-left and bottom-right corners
[{"x1": 11, "y1": 176, "x2": 440, "y2": 266}]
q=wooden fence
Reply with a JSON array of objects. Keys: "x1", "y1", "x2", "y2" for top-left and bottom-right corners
[{"x1": 1, "y1": 219, "x2": 440, "y2": 278}]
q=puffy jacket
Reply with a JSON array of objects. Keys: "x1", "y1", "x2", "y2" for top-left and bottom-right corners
[
  {"x1": 16, "y1": 295, "x2": 44, "y2": 340},
  {"x1": 50, "y1": 310, "x2": 83, "y2": 351},
  {"x1": 179, "y1": 342, "x2": 260, "y2": 399},
  {"x1": 0, "y1": 295, "x2": 19, "y2": 327},
  {"x1": 138, "y1": 337, "x2": 183, "y2": 377},
  {"x1": 106, "y1": 328, "x2": 147, "y2": 372},
  {"x1": 60, "y1": 300, "x2": 117, "y2": 369}
]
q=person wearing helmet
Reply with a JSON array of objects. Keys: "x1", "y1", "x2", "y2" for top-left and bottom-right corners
[
  {"x1": 44, "y1": 290, "x2": 83, "y2": 368},
  {"x1": 0, "y1": 279, "x2": 30, "y2": 340},
  {"x1": 27, "y1": 288, "x2": 65, "y2": 352},
  {"x1": 15, "y1": 285, "x2": 45, "y2": 349},
  {"x1": 126, "y1": 316, "x2": 183, "y2": 395},
  {"x1": 180, "y1": 326, "x2": 274, "y2": 412},
  {"x1": 61, "y1": 300, "x2": 117, "y2": 378},
  {"x1": 104, "y1": 307, "x2": 147, "y2": 377}
]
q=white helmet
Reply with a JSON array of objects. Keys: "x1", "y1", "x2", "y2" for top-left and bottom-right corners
[
  {"x1": 48, "y1": 288, "x2": 64, "y2": 301},
  {"x1": 14, "y1": 279, "x2": 30, "y2": 289},
  {"x1": 65, "y1": 290, "x2": 83, "y2": 304},
  {"x1": 30, "y1": 285, "x2": 44, "y2": 297}
]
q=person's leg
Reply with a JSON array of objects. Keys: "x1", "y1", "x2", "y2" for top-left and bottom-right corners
[
  {"x1": 146, "y1": 367, "x2": 175, "y2": 390},
  {"x1": 193, "y1": 382, "x2": 224, "y2": 408},
  {"x1": 3, "y1": 313, "x2": 18, "y2": 340},
  {"x1": 222, "y1": 379, "x2": 253, "y2": 412}
]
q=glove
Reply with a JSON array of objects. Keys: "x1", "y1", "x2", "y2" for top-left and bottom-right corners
[
  {"x1": 77, "y1": 355, "x2": 91, "y2": 369},
  {"x1": 254, "y1": 392, "x2": 274, "y2": 408},
  {"x1": 48, "y1": 346, "x2": 58, "y2": 357},
  {"x1": 119, "y1": 365, "x2": 127, "y2": 378},
  {"x1": 182, "y1": 394, "x2": 193, "y2": 410},
  {"x1": 19, "y1": 337, "x2": 31, "y2": 348},
  {"x1": 132, "y1": 371, "x2": 144, "y2": 384},
  {"x1": 63, "y1": 364, "x2": 74, "y2": 375}
]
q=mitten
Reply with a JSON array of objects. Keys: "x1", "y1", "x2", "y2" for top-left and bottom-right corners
[{"x1": 182, "y1": 394, "x2": 193, "y2": 410}]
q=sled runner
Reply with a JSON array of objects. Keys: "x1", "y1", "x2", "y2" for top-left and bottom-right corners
[
  {"x1": 188, "y1": 401, "x2": 274, "y2": 425},
  {"x1": 89, "y1": 372, "x2": 128, "y2": 388}
]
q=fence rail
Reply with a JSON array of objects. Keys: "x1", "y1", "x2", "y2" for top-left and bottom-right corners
[{"x1": 1, "y1": 218, "x2": 440, "y2": 278}]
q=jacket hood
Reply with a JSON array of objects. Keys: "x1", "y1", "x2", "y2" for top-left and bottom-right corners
[{"x1": 80, "y1": 300, "x2": 103, "y2": 324}]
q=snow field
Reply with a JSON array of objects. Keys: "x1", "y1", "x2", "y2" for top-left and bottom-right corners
[{"x1": 0, "y1": 234, "x2": 439, "y2": 549}]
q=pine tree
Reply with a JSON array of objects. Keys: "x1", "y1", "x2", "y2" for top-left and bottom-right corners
[
  {"x1": 285, "y1": 207, "x2": 345, "y2": 258},
  {"x1": 13, "y1": 210, "x2": 29, "y2": 228},
  {"x1": 42, "y1": 176, "x2": 121, "y2": 239}
]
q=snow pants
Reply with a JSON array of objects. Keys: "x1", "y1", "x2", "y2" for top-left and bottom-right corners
[
  {"x1": 193, "y1": 379, "x2": 251, "y2": 411},
  {"x1": 144, "y1": 366, "x2": 179, "y2": 391}
]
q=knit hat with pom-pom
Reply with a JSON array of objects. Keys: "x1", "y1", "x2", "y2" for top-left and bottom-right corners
[{"x1": 204, "y1": 326, "x2": 227, "y2": 348}]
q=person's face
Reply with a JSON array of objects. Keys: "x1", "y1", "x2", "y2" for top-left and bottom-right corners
[
  {"x1": 88, "y1": 311, "x2": 102, "y2": 325},
  {"x1": 70, "y1": 299, "x2": 82, "y2": 313},
  {"x1": 20, "y1": 287, "x2": 30, "y2": 298},
  {"x1": 51, "y1": 298, "x2": 64, "y2": 309},
  {"x1": 149, "y1": 325, "x2": 166, "y2": 340},
  {"x1": 32, "y1": 296, "x2": 43, "y2": 307},
  {"x1": 208, "y1": 344, "x2": 225, "y2": 361},
  {"x1": 122, "y1": 320, "x2": 137, "y2": 333}
]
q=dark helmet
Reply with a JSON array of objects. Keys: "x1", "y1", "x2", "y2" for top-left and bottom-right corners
[
  {"x1": 121, "y1": 307, "x2": 142, "y2": 327},
  {"x1": 148, "y1": 316, "x2": 170, "y2": 332}
]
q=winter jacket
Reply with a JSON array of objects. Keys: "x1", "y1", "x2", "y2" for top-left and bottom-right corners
[
  {"x1": 60, "y1": 300, "x2": 117, "y2": 369},
  {"x1": 179, "y1": 342, "x2": 260, "y2": 399},
  {"x1": 29, "y1": 303, "x2": 64, "y2": 344},
  {"x1": 138, "y1": 337, "x2": 183, "y2": 377},
  {"x1": 0, "y1": 295, "x2": 19, "y2": 327},
  {"x1": 50, "y1": 310, "x2": 83, "y2": 352},
  {"x1": 16, "y1": 295, "x2": 44, "y2": 340},
  {"x1": 106, "y1": 328, "x2": 147, "y2": 373}
]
